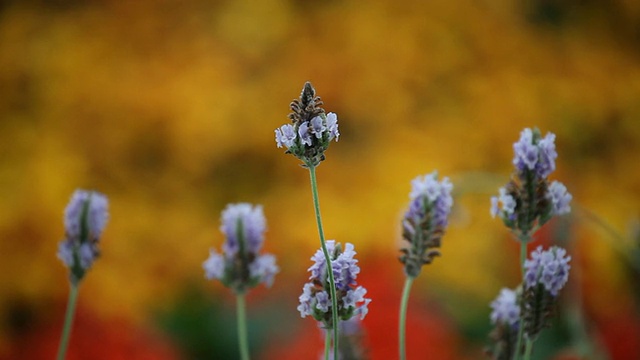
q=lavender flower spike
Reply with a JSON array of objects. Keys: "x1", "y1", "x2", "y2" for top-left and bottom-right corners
[
  {"x1": 57, "y1": 189, "x2": 109, "y2": 284},
  {"x1": 400, "y1": 171, "x2": 454, "y2": 278},
  {"x1": 203, "y1": 203, "x2": 278, "y2": 294},
  {"x1": 275, "y1": 82, "x2": 340, "y2": 167},
  {"x1": 491, "y1": 128, "x2": 571, "y2": 236},
  {"x1": 298, "y1": 240, "x2": 370, "y2": 327}
]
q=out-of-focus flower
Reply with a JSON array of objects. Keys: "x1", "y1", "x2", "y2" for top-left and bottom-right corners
[
  {"x1": 203, "y1": 203, "x2": 278, "y2": 294},
  {"x1": 400, "y1": 172, "x2": 454, "y2": 278},
  {"x1": 489, "y1": 288, "x2": 520, "y2": 327},
  {"x1": 491, "y1": 128, "x2": 571, "y2": 238},
  {"x1": 57, "y1": 189, "x2": 109, "y2": 284}
]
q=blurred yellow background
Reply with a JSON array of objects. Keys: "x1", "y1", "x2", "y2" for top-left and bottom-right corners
[{"x1": 1, "y1": 0, "x2": 640, "y2": 359}]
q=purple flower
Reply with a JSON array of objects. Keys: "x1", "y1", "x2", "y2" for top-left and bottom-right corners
[
  {"x1": 63, "y1": 189, "x2": 109, "y2": 242},
  {"x1": 58, "y1": 189, "x2": 109, "y2": 283},
  {"x1": 401, "y1": 172, "x2": 454, "y2": 277},
  {"x1": 326, "y1": 112, "x2": 340, "y2": 141},
  {"x1": 297, "y1": 283, "x2": 315, "y2": 317},
  {"x1": 310, "y1": 116, "x2": 326, "y2": 139},
  {"x1": 275, "y1": 82, "x2": 339, "y2": 166},
  {"x1": 524, "y1": 246, "x2": 571, "y2": 296},
  {"x1": 315, "y1": 291, "x2": 331, "y2": 312},
  {"x1": 220, "y1": 203, "x2": 266, "y2": 255},
  {"x1": 548, "y1": 181, "x2": 572, "y2": 215},
  {"x1": 537, "y1": 133, "x2": 557, "y2": 178},
  {"x1": 493, "y1": 128, "x2": 570, "y2": 235},
  {"x1": 513, "y1": 128, "x2": 539, "y2": 171},
  {"x1": 249, "y1": 254, "x2": 279, "y2": 288},
  {"x1": 299, "y1": 241, "x2": 370, "y2": 325},
  {"x1": 490, "y1": 187, "x2": 516, "y2": 220},
  {"x1": 298, "y1": 122, "x2": 313, "y2": 146},
  {"x1": 275, "y1": 124, "x2": 297, "y2": 148},
  {"x1": 204, "y1": 203, "x2": 278, "y2": 293},
  {"x1": 203, "y1": 249, "x2": 225, "y2": 280},
  {"x1": 490, "y1": 288, "x2": 520, "y2": 326}
]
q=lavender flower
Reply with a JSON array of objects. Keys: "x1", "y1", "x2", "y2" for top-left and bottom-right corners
[
  {"x1": 298, "y1": 241, "x2": 371, "y2": 327},
  {"x1": 220, "y1": 203, "x2": 266, "y2": 255},
  {"x1": 524, "y1": 246, "x2": 571, "y2": 296},
  {"x1": 275, "y1": 124, "x2": 297, "y2": 149},
  {"x1": 519, "y1": 246, "x2": 571, "y2": 341},
  {"x1": 487, "y1": 288, "x2": 521, "y2": 360},
  {"x1": 203, "y1": 203, "x2": 278, "y2": 293},
  {"x1": 548, "y1": 181, "x2": 572, "y2": 216},
  {"x1": 400, "y1": 172, "x2": 454, "y2": 277},
  {"x1": 490, "y1": 288, "x2": 520, "y2": 327},
  {"x1": 57, "y1": 189, "x2": 109, "y2": 284},
  {"x1": 491, "y1": 128, "x2": 571, "y2": 237},
  {"x1": 274, "y1": 82, "x2": 340, "y2": 167}
]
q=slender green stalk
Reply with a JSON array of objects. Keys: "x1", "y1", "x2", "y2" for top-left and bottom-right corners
[
  {"x1": 308, "y1": 164, "x2": 339, "y2": 360},
  {"x1": 57, "y1": 283, "x2": 79, "y2": 360},
  {"x1": 523, "y1": 339, "x2": 533, "y2": 360},
  {"x1": 399, "y1": 276, "x2": 415, "y2": 360},
  {"x1": 236, "y1": 294, "x2": 250, "y2": 360},
  {"x1": 514, "y1": 238, "x2": 529, "y2": 360},
  {"x1": 324, "y1": 329, "x2": 332, "y2": 360}
]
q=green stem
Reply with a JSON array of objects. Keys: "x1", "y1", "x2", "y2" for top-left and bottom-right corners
[
  {"x1": 57, "y1": 283, "x2": 79, "y2": 360},
  {"x1": 324, "y1": 329, "x2": 331, "y2": 360},
  {"x1": 523, "y1": 339, "x2": 533, "y2": 360},
  {"x1": 514, "y1": 237, "x2": 529, "y2": 360},
  {"x1": 236, "y1": 294, "x2": 250, "y2": 360},
  {"x1": 399, "y1": 276, "x2": 414, "y2": 360},
  {"x1": 308, "y1": 165, "x2": 339, "y2": 360}
]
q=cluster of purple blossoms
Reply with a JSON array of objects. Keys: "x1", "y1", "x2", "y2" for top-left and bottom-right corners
[
  {"x1": 491, "y1": 128, "x2": 572, "y2": 236},
  {"x1": 524, "y1": 246, "x2": 571, "y2": 297},
  {"x1": 489, "y1": 288, "x2": 520, "y2": 327},
  {"x1": 298, "y1": 241, "x2": 371, "y2": 328},
  {"x1": 275, "y1": 82, "x2": 339, "y2": 167},
  {"x1": 400, "y1": 172, "x2": 454, "y2": 277},
  {"x1": 203, "y1": 203, "x2": 279, "y2": 293},
  {"x1": 57, "y1": 189, "x2": 109, "y2": 284}
]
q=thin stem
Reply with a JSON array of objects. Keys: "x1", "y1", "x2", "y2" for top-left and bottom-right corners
[
  {"x1": 57, "y1": 283, "x2": 79, "y2": 360},
  {"x1": 399, "y1": 276, "x2": 414, "y2": 360},
  {"x1": 236, "y1": 294, "x2": 250, "y2": 360},
  {"x1": 520, "y1": 240, "x2": 527, "y2": 277},
  {"x1": 514, "y1": 237, "x2": 529, "y2": 360},
  {"x1": 308, "y1": 165, "x2": 339, "y2": 360},
  {"x1": 523, "y1": 339, "x2": 533, "y2": 360},
  {"x1": 324, "y1": 329, "x2": 331, "y2": 360}
]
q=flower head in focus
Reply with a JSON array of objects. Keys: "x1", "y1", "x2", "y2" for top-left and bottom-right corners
[
  {"x1": 400, "y1": 172, "x2": 454, "y2": 278},
  {"x1": 298, "y1": 241, "x2": 370, "y2": 329},
  {"x1": 203, "y1": 203, "x2": 279, "y2": 294},
  {"x1": 57, "y1": 189, "x2": 109, "y2": 285},
  {"x1": 275, "y1": 82, "x2": 339, "y2": 167}
]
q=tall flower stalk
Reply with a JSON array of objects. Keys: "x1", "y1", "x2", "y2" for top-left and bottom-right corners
[
  {"x1": 398, "y1": 172, "x2": 454, "y2": 360},
  {"x1": 275, "y1": 82, "x2": 341, "y2": 359},
  {"x1": 56, "y1": 189, "x2": 109, "y2": 360},
  {"x1": 203, "y1": 203, "x2": 279, "y2": 360},
  {"x1": 488, "y1": 128, "x2": 572, "y2": 360}
]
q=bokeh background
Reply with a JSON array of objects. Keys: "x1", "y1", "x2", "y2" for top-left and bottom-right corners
[{"x1": 1, "y1": 0, "x2": 640, "y2": 359}]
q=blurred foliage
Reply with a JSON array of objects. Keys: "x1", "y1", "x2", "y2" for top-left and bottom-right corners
[{"x1": 1, "y1": 0, "x2": 640, "y2": 358}]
